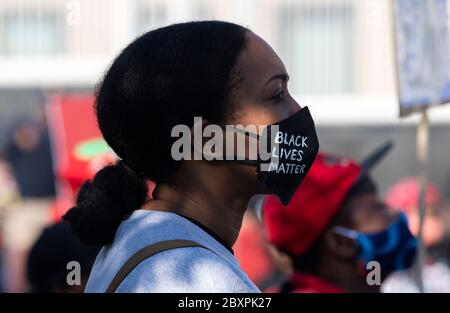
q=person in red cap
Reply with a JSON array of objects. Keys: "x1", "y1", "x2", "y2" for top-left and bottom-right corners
[{"x1": 262, "y1": 142, "x2": 418, "y2": 293}]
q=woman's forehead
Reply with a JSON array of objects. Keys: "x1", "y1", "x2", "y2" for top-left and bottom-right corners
[{"x1": 237, "y1": 32, "x2": 287, "y2": 89}]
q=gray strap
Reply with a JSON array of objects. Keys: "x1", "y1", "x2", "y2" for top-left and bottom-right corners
[{"x1": 105, "y1": 239, "x2": 209, "y2": 293}]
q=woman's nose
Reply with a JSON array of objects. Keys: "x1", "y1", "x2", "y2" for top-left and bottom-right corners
[{"x1": 289, "y1": 98, "x2": 302, "y2": 116}]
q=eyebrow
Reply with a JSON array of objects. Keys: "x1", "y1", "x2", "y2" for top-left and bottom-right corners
[{"x1": 263, "y1": 73, "x2": 289, "y2": 88}]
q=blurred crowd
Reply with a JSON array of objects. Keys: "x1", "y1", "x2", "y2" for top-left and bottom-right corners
[
  {"x1": 0, "y1": 106, "x2": 98, "y2": 292},
  {"x1": 0, "y1": 108, "x2": 450, "y2": 293}
]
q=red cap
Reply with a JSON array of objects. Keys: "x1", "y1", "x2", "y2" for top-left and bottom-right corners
[{"x1": 262, "y1": 152, "x2": 361, "y2": 256}]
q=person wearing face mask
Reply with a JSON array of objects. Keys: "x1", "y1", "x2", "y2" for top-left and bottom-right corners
[
  {"x1": 63, "y1": 21, "x2": 319, "y2": 293},
  {"x1": 381, "y1": 178, "x2": 450, "y2": 292},
  {"x1": 262, "y1": 142, "x2": 418, "y2": 293}
]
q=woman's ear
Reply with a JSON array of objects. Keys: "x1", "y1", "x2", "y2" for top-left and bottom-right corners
[{"x1": 323, "y1": 228, "x2": 359, "y2": 260}]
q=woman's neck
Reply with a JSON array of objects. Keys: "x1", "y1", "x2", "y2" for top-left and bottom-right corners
[{"x1": 142, "y1": 180, "x2": 250, "y2": 248}]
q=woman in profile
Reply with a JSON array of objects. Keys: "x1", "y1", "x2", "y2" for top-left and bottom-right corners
[{"x1": 64, "y1": 21, "x2": 319, "y2": 293}]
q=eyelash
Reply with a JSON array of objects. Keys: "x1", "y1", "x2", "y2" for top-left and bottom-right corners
[{"x1": 271, "y1": 90, "x2": 285, "y2": 103}]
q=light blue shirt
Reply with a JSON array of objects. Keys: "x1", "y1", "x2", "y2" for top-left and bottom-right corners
[{"x1": 85, "y1": 209, "x2": 260, "y2": 293}]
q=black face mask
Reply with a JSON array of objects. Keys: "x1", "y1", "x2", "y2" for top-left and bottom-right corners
[{"x1": 233, "y1": 106, "x2": 319, "y2": 205}]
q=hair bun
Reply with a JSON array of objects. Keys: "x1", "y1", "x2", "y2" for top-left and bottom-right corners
[{"x1": 63, "y1": 161, "x2": 148, "y2": 246}]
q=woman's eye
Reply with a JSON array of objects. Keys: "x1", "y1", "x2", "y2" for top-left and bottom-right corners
[{"x1": 270, "y1": 90, "x2": 285, "y2": 103}]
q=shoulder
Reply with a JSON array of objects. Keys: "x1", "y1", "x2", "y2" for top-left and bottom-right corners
[
  {"x1": 86, "y1": 210, "x2": 260, "y2": 293},
  {"x1": 116, "y1": 246, "x2": 260, "y2": 293}
]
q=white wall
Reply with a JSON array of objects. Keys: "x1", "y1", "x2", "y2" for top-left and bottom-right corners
[{"x1": 0, "y1": 0, "x2": 449, "y2": 123}]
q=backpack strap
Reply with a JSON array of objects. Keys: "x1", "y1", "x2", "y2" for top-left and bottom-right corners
[{"x1": 105, "y1": 239, "x2": 210, "y2": 293}]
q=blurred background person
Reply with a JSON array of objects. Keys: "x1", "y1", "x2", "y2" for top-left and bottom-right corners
[
  {"x1": 0, "y1": 157, "x2": 18, "y2": 212},
  {"x1": 262, "y1": 143, "x2": 418, "y2": 293},
  {"x1": 0, "y1": 156, "x2": 19, "y2": 292},
  {"x1": 441, "y1": 200, "x2": 450, "y2": 262},
  {"x1": 385, "y1": 177, "x2": 449, "y2": 262},
  {"x1": 3, "y1": 108, "x2": 54, "y2": 199},
  {"x1": 233, "y1": 202, "x2": 282, "y2": 292},
  {"x1": 234, "y1": 196, "x2": 296, "y2": 292},
  {"x1": 0, "y1": 107, "x2": 56, "y2": 292},
  {"x1": 26, "y1": 221, "x2": 99, "y2": 293},
  {"x1": 381, "y1": 177, "x2": 450, "y2": 292}
]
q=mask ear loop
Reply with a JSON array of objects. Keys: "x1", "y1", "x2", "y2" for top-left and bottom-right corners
[
  {"x1": 223, "y1": 125, "x2": 260, "y2": 166},
  {"x1": 189, "y1": 121, "x2": 266, "y2": 165},
  {"x1": 226, "y1": 125, "x2": 282, "y2": 170},
  {"x1": 333, "y1": 226, "x2": 359, "y2": 240},
  {"x1": 228, "y1": 126, "x2": 260, "y2": 140},
  {"x1": 333, "y1": 226, "x2": 375, "y2": 263}
]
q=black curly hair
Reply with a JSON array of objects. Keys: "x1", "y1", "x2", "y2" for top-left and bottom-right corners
[{"x1": 63, "y1": 21, "x2": 249, "y2": 246}]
